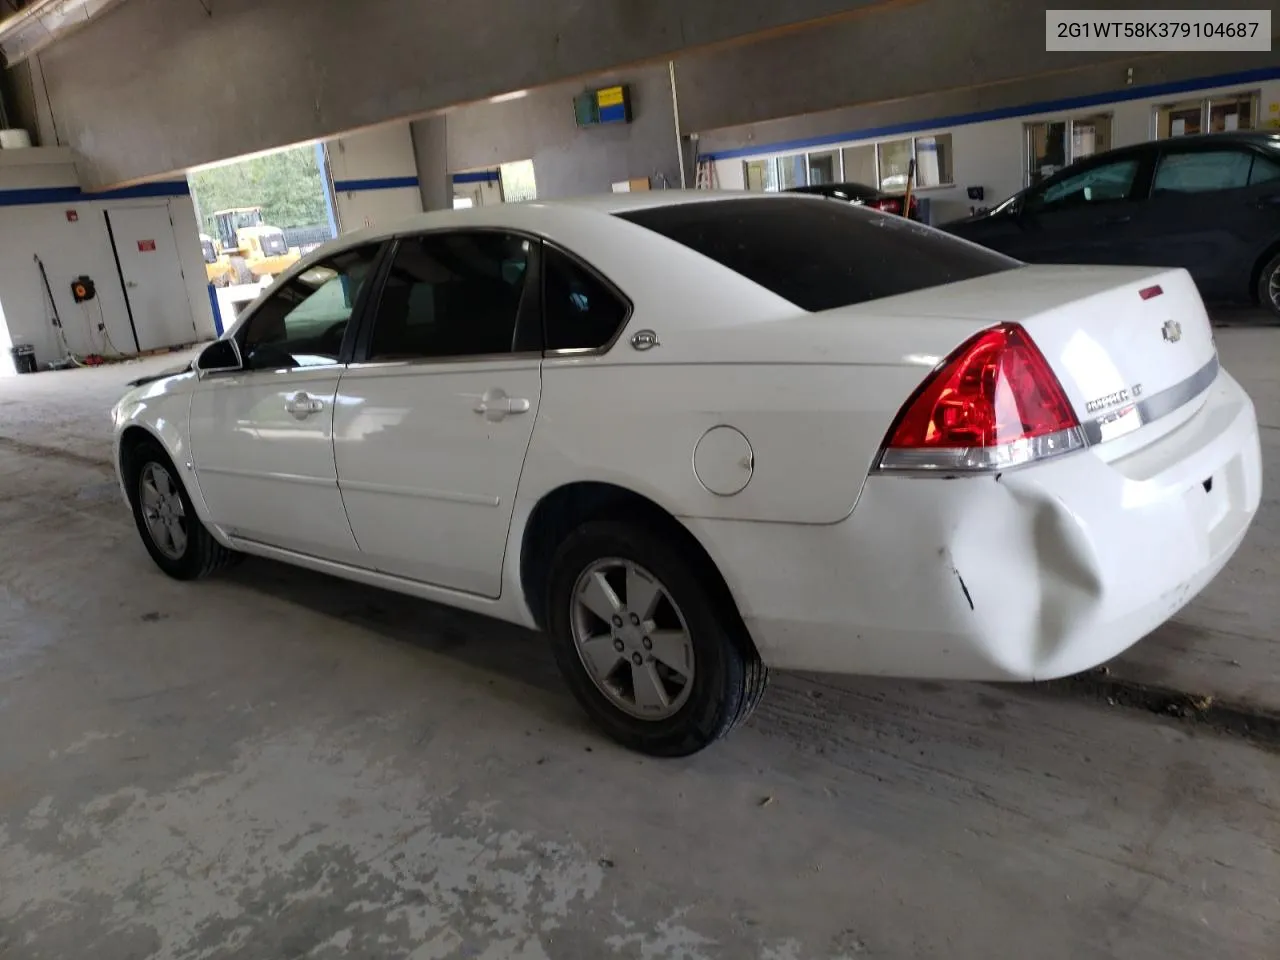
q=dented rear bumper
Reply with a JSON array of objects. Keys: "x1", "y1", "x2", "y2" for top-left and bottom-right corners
[{"x1": 687, "y1": 369, "x2": 1262, "y2": 681}]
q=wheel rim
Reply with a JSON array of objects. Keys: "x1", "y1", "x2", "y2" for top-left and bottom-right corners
[
  {"x1": 1269, "y1": 265, "x2": 1280, "y2": 312},
  {"x1": 569, "y1": 558, "x2": 695, "y2": 721},
  {"x1": 138, "y1": 462, "x2": 188, "y2": 560}
]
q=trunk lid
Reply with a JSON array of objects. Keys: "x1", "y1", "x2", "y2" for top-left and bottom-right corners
[{"x1": 869, "y1": 264, "x2": 1218, "y2": 450}]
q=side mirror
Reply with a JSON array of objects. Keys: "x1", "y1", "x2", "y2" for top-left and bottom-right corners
[{"x1": 195, "y1": 339, "x2": 242, "y2": 376}]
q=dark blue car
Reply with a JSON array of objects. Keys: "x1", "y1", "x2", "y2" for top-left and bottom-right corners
[{"x1": 942, "y1": 132, "x2": 1280, "y2": 317}]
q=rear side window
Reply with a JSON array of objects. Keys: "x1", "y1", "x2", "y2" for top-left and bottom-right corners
[
  {"x1": 616, "y1": 197, "x2": 1018, "y2": 313},
  {"x1": 1153, "y1": 150, "x2": 1254, "y2": 194},
  {"x1": 543, "y1": 246, "x2": 629, "y2": 351}
]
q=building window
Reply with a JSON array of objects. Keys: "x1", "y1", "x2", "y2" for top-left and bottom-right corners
[
  {"x1": 742, "y1": 133, "x2": 952, "y2": 195},
  {"x1": 875, "y1": 134, "x2": 954, "y2": 192},
  {"x1": 876, "y1": 139, "x2": 914, "y2": 192},
  {"x1": 1155, "y1": 91, "x2": 1259, "y2": 139},
  {"x1": 807, "y1": 150, "x2": 839, "y2": 186},
  {"x1": 841, "y1": 145, "x2": 877, "y2": 186},
  {"x1": 777, "y1": 154, "x2": 808, "y2": 190},
  {"x1": 744, "y1": 158, "x2": 780, "y2": 192},
  {"x1": 1025, "y1": 114, "x2": 1113, "y2": 186}
]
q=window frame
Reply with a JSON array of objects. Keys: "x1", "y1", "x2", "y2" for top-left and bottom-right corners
[
  {"x1": 1147, "y1": 143, "x2": 1266, "y2": 198},
  {"x1": 1152, "y1": 90, "x2": 1261, "y2": 140},
  {"x1": 229, "y1": 239, "x2": 392, "y2": 374},
  {"x1": 347, "y1": 227, "x2": 545, "y2": 368},
  {"x1": 1022, "y1": 148, "x2": 1152, "y2": 215},
  {"x1": 540, "y1": 239, "x2": 635, "y2": 359},
  {"x1": 1023, "y1": 113, "x2": 1114, "y2": 188}
]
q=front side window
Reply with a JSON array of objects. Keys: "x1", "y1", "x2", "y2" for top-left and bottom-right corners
[
  {"x1": 617, "y1": 197, "x2": 1019, "y2": 313},
  {"x1": 1028, "y1": 158, "x2": 1140, "y2": 213},
  {"x1": 238, "y1": 244, "x2": 381, "y2": 370},
  {"x1": 367, "y1": 231, "x2": 534, "y2": 362},
  {"x1": 1153, "y1": 150, "x2": 1255, "y2": 195},
  {"x1": 543, "y1": 246, "x2": 629, "y2": 352}
]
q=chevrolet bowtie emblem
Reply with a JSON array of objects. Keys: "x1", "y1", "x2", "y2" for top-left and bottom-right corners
[{"x1": 1161, "y1": 320, "x2": 1182, "y2": 343}]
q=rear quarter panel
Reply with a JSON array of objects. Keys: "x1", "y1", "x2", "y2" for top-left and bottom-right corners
[{"x1": 520, "y1": 355, "x2": 942, "y2": 525}]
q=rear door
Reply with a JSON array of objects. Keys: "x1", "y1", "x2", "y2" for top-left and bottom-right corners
[
  {"x1": 332, "y1": 230, "x2": 542, "y2": 597},
  {"x1": 1133, "y1": 141, "x2": 1280, "y2": 301},
  {"x1": 1006, "y1": 151, "x2": 1154, "y2": 265}
]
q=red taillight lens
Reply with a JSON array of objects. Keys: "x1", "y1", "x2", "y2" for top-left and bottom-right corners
[
  {"x1": 878, "y1": 323, "x2": 1085, "y2": 472},
  {"x1": 871, "y1": 198, "x2": 902, "y2": 214}
]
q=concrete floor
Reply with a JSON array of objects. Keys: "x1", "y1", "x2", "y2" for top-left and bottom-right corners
[{"x1": 1, "y1": 329, "x2": 1279, "y2": 960}]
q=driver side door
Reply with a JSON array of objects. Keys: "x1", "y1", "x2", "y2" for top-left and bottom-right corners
[
  {"x1": 188, "y1": 242, "x2": 385, "y2": 562},
  {"x1": 1005, "y1": 152, "x2": 1153, "y2": 265}
]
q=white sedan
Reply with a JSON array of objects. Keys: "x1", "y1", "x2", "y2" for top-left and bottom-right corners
[{"x1": 111, "y1": 192, "x2": 1263, "y2": 756}]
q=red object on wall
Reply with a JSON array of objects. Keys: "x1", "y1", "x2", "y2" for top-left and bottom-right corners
[
  {"x1": 137, "y1": 239, "x2": 157, "y2": 252},
  {"x1": 65, "y1": 210, "x2": 79, "y2": 222}
]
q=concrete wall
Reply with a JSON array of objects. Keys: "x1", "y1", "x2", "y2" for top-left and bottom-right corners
[
  {"x1": 27, "y1": 0, "x2": 897, "y2": 188},
  {"x1": 326, "y1": 125, "x2": 423, "y2": 234},
  {"x1": 0, "y1": 148, "x2": 213, "y2": 374},
  {"x1": 707, "y1": 68, "x2": 1280, "y2": 225},
  {"x1": 445, "y1": 64, "x2": 682, "y2": 198},
  {"x1": 674, "y1": 0, "x2": 1278, "y2": 135}
]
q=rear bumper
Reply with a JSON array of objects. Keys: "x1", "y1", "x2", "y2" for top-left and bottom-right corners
[{"x1": 688, "y1": 369, "x2": 1262, "y2": 681}]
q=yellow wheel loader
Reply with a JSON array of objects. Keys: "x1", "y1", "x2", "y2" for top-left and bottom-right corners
[{"x1": 212, "y1": 206, "x2": 301, "y2": 285}]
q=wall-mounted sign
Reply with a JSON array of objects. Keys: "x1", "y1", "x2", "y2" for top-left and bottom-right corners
[
  {"x1": 65, "y1": 210, "x2": 78, "y2": 222},
  {"x1": 137, "y1": 239, "x2": 157, "y2": 252},
  {"x1": 574, "y1": 83, "x2": 633, "y2": 127}
]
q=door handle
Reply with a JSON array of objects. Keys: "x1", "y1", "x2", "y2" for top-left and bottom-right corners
[
  {"x1": 284, "y1": 391, "x2": 324, "y2": 420},
  {"x1": 1099, "y1": 214, "x2": 1132, "y2": 225},
  {"x1": 473, "y1": 388, "x2": 531, "y2": 422},
  {"x1": 1256, "y1": 194, "x2": 1280, "y2": 208}
]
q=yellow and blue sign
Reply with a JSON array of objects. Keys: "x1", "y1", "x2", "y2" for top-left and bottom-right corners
[{"x1": 574, "y1": 84, "x2": 633, "y2": 127}]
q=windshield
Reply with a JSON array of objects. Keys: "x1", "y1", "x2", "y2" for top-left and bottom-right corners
[{"x1": 617, "y1": 197, "x2": 1020, "y2": 312}]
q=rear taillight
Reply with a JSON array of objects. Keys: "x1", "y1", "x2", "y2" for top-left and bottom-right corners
[
  {"x1": 877, "y1": 323, "x2": 1086, "y2": 472},
  {"x1": 871, "y1": 198, "x2": 902, "y2": 215}
]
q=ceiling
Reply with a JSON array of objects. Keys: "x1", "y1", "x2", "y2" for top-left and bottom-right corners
[{"x1": 0, "y1": 0, "x2": 130, "y2": 66}]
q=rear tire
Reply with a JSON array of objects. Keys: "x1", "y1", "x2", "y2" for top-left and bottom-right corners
[
  {"x1": 1257, "y1": 253, "x2": 1280, "y2": 319},
  {"x1": 545, "y1": 519, "x2": 767, "y2": 756},
  {"x1": 125, "y1": 439, "x2": 238, "y2": 580}
]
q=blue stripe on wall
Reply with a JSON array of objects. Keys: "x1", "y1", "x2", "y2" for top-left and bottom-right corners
[
  {"x1": 451, "y1": 170, "x2": 500, "y2": 184},
  {"x1": 0, "y1": 180, "x2": 190, "y2": 208},
  {"x1": 701, "y1": 66, "x2": 1280, "y2": 162},
  {"x1": 332, "y1": 176, "x2": 421, "y2": 192}
]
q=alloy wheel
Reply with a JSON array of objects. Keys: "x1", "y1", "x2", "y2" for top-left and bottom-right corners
[
  {"x1": 138, "y1": 462, "x2": 188, "y2": 560},
  {"x1": 569, "y1": 558, "x2": 695, "y2": 720}
]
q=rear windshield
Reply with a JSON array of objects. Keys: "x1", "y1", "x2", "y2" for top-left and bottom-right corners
[{"x1": 617, "y1": 196, "x2": 1020, "y2": 312}]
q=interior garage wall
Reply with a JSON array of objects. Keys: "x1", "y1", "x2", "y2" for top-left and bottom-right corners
[
  {"x1": 445, "y1": 64, "x2": 681, "y2": 198},
  {"x1": 25, "y1": 0, "x2": 897, "y2": 189},
  {"x1": 326, "y1": 125, "x2": 423, "y2": 233},
  {"x1": 673, "y1": 0, "x2": 1277, "y2": 136},
  {"x1": 0, "y1": 149, "x2": 213, "y2": 373},
  {"x1": 703, "y1": 59, "x2": 1280, "y2": 224}
]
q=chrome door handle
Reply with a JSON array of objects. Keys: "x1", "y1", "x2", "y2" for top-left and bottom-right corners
[
  {"x1": 284, "y1": 391, "x2": 324, "y2": 420},
  {"x1": 473, "y1": 388, "x2": 531, "y2": 422}
]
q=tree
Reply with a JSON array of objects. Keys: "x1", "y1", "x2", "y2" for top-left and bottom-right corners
[{"x1": 188, "y1": 145, "x2": 329, "y2": 234}]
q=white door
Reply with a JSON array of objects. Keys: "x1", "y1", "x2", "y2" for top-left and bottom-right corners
[
  {"x1": 110, "y1": 204, "x2": 198, "y2": 351},
  {"x1": 333, "y1": 230, "x2": 541, "y2": 597},
  {"x1": 188, "y1": 243, "x2": 383, "y2": 562}
]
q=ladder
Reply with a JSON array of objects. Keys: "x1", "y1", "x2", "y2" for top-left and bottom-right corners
[{"x1": 694, "y1": 158, "x2": 718, "y2": 190}]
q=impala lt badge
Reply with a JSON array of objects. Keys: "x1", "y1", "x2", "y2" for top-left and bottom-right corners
[
  {"x1": 1085, "y1": 382, "x2": 1143, "y2": 415},
  {"x1": 1162, "y1": 320, "x2": 1182, "y2": 343}
]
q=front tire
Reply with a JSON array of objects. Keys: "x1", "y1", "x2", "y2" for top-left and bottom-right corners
[
  {"x1": 125, "y1": 440, "x2": 238, "y2": 580},
  {"x1": 1257, "y1": 253, "x2": 1280, "y2": 319},
  {"x1": 545, "y1": 519, "x2": 767, "y2": 756}
]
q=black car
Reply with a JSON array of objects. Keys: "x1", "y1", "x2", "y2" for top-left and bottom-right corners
[
  {"x1": 942, "y1": 132, "x2": 1280, "y2": 316},
  {"x1": 788, "y1": 181, "x2": 920, "y2": 220}
]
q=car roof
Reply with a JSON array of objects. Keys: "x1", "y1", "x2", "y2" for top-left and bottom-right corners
[{"x1": 312, "y1": 189, "x2": 798, "y2": 251}]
